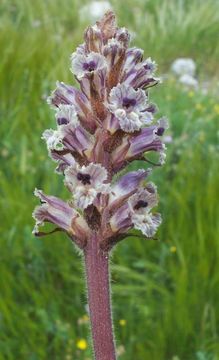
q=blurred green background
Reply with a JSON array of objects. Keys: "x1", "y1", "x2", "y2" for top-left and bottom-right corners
[{"x1": 0, "y1": 0, "x2": 219, "y2": 359}]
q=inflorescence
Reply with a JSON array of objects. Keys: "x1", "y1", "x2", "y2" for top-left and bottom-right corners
[{"x1": 32, "y1": 11, "x2": 168, "y2": 252}]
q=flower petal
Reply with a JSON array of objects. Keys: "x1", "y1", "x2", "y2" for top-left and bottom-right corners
[
  {"x1": 128, "y1": 187, "x2": 162, "y2": 237},
  {"x1": 64, "y1": 163, "x2": 109, "y2": 209},
  {"x1": 111, "y1": 169, "x2": 151, "y2": 198},
  {"x1": 55, "y1": 104, "x2": 79, "y2": 126},
  {"x1": 108, "y1": 84, "x2": 152, "y2": 132},
  {"x1": 33, "y1": 189, "x2": 91, "y2": 245},
  {"x1": 110, "y1": 203, "x2": 132, "y2": 233},
  {"x1": 70, "y1": 51, "x2": 107, "y2": 80},
  {"x1": 47, "y1": 81, "x2": 97, "y2": 132},
  {"x1": 33, "y1": 189, "x2": 77, "y2": 234}
]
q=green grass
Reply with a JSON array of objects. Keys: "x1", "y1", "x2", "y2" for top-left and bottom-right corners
[{"x1": 0, "y1": 0, "x2": 219, "y2": 359}]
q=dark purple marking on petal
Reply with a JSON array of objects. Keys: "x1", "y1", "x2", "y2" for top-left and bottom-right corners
[
  {"x1": 83, "y1": 61, "x2": 97, "y2": 72},
  {"x1": 155, "y1": 127, "x2": 165, "y2": 136},
  {"x1": 122, "y1": 97, "x2": 137, "y2": 109},
  {"x1": 57, "y1": 117, "x2": 69, "y2": 125},
  {"x1": 134, "y1": 200, "x2": 148, "y2": 210},
  {"x1": 77, "y1": 172, "x2": 91, "y2": 185},
  {"x1": 145, "y1": 103, "x2": 157, "y2": 114}
]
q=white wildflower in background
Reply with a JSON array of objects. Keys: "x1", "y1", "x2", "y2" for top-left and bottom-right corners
[
  {"x1": 171, "y1": 58, "x2": 198, "y2": 89},
  {"x1": 171, "y1": 58, "x2": 196, "y2": 76},
  {"x1": 79, "y1": 1, "x2": 112, "y2": 22},
  {"x1": 179, "y1": 74, "x2": 198, "y2": 89}
]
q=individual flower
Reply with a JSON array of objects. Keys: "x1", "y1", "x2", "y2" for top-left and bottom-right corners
[
  {"x1": 109, "y1": 169, "x2": 151, "y2": 206},
  {"x1": 128, "y1": 187, "x2": 162, "y2": 237},
  {"x1": 71, "y1": 51, "x2": 107, "y2": 80},
  {"x1": 55, "y1": 104, "x2": 79, "y2": 125},
  {"x1": 119, "y1": 319, "x2": 126, "y2": 326},
  {"x1": 103, "y1": 38, "x2": 124, "y2": 61},
  {"x1": 171, "y1": 58, "x2": 196, "y2": 76},
  {"x1": 71, "y1": 51, "x2": 108, "y2": 119},
  {"x1": 64, "y1": 162, "x2": 109, "y2": 209},
  {"x1": 41, "y1": 128, "x2": 64, "y2": 150},
  {"x1": 49, "y1": 150, "x2": 76, "y2": 173},
  {"x1": 109, "y1": 184, "x2": 161, "y2": 238},
  {"x1": 123, "y1": 47, "x2": 144, "y2": 69},
  {"x1": 84, "y1": 24, "x2": 103, "y2": 53},
  {"x1": 42, "y1": 104, "x2": 79, "y2": 150},
  {"x1": 110, "y1": 203, "x2": 132, "y2": 234},
  {"x1": 42, "y1": 107, "x2": 94, "y2": 160},
  {"x1": 32, "y1": 189, "x2": 90, "y2": 245},
  {"x1": 114, "y1": 27, "x2": 130, "y2": 48},
  {"x1": 170, "y1": 246, "x2": 177, "y2": 253},
  {"x1": 76, "y1": 338, "x2": 88, "y2": 350},
  {"x1": 122, "y1": 55, "x2": 159, "y2": 89},
  {"x1": 108, "y1": 83, "x2": 153, "y2": 132},
  {"x1": 111, "y1": 118, "x2": 168, "y2": 172},
  {"x1": 127, "y1": 118, "x2": 168, "y2": 159},
  {"x1": 47, "y1": 81, "x2": 98, "y2": 132}
]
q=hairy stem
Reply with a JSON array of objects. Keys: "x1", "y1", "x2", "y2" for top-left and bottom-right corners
[{"x1": 84, "y1": 234, "x2": 117, "y2": 360}]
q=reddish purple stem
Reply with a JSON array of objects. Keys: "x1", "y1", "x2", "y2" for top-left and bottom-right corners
[{"x1": 84, "y1": 234, "x2": 117, "y2": 360}]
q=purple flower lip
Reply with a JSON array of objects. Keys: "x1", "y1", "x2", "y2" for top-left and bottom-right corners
[
  {"x1": 57, "y1": 117, "x2": 69, "y2": 125},
  {"x1": 156, "y1": 127, "x2": 165, "y2": 136},
  {"x1": 83, "y1": 61, "x2": 97, "y2": 72},
  {"x1": 134, "y1": 200, "x2": 148, "y2": 210},
  {"x1": 122, "y1": 97, "x2": 137, "y2": 109},
  {"x1": 77, "y1": 172, "x2": 91, "y2": 184}
]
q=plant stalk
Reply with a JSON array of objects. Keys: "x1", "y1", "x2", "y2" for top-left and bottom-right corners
[{"x1": 84, "y1": 234, "x2": 117, "y2": 360}]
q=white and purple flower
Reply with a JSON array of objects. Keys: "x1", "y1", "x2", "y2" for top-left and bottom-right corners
[
  {"x1": 33, "y1": 189, "x2": 91, "y2": 245},
  {"x1": 71, "y1": 51, "x2": 107, "y2": 80},
  {"x1": 110, "y1": 185, "x2": 161, "y2": 238},
  {"x1": 128, "y1": 187, "x2": 162, "y2": 237},
  {"x1": 64, "y1": 162, "x2": 109, "y2": 209},
  {"x1": 108, "y1": 83, "x2": 153, "y2": 132}
]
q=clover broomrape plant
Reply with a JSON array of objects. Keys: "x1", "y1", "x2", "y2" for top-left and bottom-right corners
[{"x1": 32, "y1": 11, "x2": 168, "y2": 360}]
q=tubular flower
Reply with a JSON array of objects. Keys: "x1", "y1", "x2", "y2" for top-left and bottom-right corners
[
  {"x1": 108, "y1": 83, "x2": 153, "y2": 132},
  {"x1": 33, "y1": 10, "x2": 168, "y2": 250},
  {"x1": 64, "y1": 162, "x2": 109, "y2": 209},
  {"x1": 71, "y1": 51, "x2": 107, "y2": 80}
]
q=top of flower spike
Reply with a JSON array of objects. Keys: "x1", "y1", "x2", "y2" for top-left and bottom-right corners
[{"x1": 69, "y1": 10, "x2": 159, "y2": 134}]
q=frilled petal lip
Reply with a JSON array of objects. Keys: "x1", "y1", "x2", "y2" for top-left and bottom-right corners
[
  {"x1": 70, "y1": 51, "x2": 107, "y2": 80},
  {"x1": 128, "y1": 187, "x2": 159, "y2": 214},
  {"x1": 107, "y1": 83, "x2": 153, "y2": 132},
  {"x1": 55, "y1": 104, "x2": 79, "y2": 126},
  {"x1": 131, "y1": 212, "x2": 162, "y2": 238},
  {"x1": 108, "y1": 83, "x2": 147, "y2": 112},
  {"x1": 64, "y1": 163, "x2": 109, "y2": 209},
  {"x1": 127, "y1": 187, "x2": 162, "y2": 237}
]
